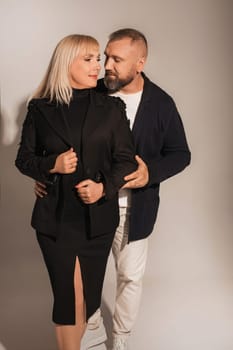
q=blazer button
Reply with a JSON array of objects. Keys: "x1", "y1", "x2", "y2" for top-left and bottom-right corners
[{"x1": 94, "y1": 172, "x2": 103, "y2": 183}]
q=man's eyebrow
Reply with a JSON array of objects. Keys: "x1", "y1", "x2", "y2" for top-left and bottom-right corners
[{"x1": 104, "y1": 52, "x2": 123, "y2": 60}]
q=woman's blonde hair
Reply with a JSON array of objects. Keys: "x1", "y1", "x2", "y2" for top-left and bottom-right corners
[{"x1": 32, "y1": 34, "x2": 99, "y2": 104}]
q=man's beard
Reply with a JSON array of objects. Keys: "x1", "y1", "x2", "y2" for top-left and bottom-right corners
[{"x1": 104, "y1": 71, "x2": 134, "y2": 93}]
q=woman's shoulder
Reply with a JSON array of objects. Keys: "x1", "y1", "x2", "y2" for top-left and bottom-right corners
[
  {"x1": 92, "y1": 90, "x2": 126, "y2": 111},
  {"x1": 27, "y1": 98, "x2": 59, "y2": 114},
  {"x1": 28, "y1": 97, "x2": 50, "y2": 108}
]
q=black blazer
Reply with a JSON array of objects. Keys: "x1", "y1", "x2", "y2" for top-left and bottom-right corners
[
  {"x1": 15, "y1": 90, "x2": 137, "y2": 238},
  {"x1": 97, "y1": 74, "x2": 191, "y2": 241}
]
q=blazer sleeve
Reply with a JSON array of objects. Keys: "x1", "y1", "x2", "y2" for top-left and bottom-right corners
[
  {"x1": 147, "y1": 98, "x2": 191, "y2": 186},
  {"x1": 102, "y1": 100, "x2": 137, "y2": 199},
  {"x1": 15, "y1": 101, "x2": 58, "y2": 184}
]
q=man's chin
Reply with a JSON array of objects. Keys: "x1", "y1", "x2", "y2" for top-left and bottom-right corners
[
  {"x1": 104, "y1": 78, "x2": 119, "y2": 92},
  {"x1": 104, "y1": 76, "x2": 117, "y2": 83}
]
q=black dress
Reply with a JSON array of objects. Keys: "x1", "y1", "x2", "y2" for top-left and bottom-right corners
[{"x1": 36, "y1": 89, "x2": 115, "y2": 325}]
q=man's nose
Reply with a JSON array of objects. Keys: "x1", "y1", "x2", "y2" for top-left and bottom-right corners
[{"x1": 104, "y1": 58, "x2": 112, "y2": 70}]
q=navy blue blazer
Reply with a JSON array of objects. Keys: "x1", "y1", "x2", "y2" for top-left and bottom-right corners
[{"x1": 97, "y1": 73, "x2": 191, "y2": 241}]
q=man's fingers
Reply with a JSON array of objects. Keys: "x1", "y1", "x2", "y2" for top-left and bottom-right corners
[
  {"x1": 34, "y1": 187, "x2": 47, "y2": 197},
  {"x1": 124, "y1": 171, "x2": 138, "y2": 181},
  {"x1": 34, "y1": 181, "x2": 47, "y2": 197},
  {"x1": 35, "y1": 190, "x2": 44, "y2": 198},
  {"x1": 122, "y1": 180, "x2": 137, "y2": 189},
  {"x1": 121, "y1": 183, "x2": 128, "y2": 189},
  {"x1": 36, "y1": 181, "x2": 47, "y2": 189},
  {"x1": 124, "y1": 155, "x2": 146, "y2": 181},
  {"x1": 135, "y1": 155, "x2": 144, "y2": 165},
  {"x1": 124, "y1": 155, "x2": 149, "y2": 188}
]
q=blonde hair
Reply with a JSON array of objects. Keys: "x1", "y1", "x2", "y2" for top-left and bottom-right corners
[{"x1": 32, "y1": 34, "x2": 99, "y2": 104}]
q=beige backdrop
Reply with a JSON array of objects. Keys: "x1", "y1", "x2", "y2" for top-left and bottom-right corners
[{"x1": 0, "y1": 0, "x2": 233, "y2": 349}]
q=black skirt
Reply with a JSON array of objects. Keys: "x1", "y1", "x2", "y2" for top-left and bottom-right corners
[{"x1": 36, "y1": 222, "x2": 115, "y2": 325}]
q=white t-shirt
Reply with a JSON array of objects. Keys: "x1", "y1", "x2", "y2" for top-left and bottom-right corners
[{"x1": 111, "y1": 90, "x2": 143, "y2": 208}]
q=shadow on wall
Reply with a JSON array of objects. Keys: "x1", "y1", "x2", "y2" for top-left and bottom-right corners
[
  {"x1": 1, "y1": 107, "x2": 20, "y2": 147},
  {"x1": 1, "y1": 97, "x2": 28, "y2": 145},
  {"x1": 0, "y1": 99, "x2": 57, "y2": 350}
]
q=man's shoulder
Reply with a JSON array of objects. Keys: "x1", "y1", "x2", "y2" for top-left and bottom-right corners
[
  {"x1": 143, "y1": 74, "x2": 173, "y2": 103},
  {"x1": 92, "y1": 86, "x2": 125, "y2": 110}
]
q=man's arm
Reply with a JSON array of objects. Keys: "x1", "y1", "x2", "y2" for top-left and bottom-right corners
[
  {"x1": 122, "y1": 99, "x2": 190, "y2": 189},
  {"x1": 147, "y1": 102, "x2": 190, "y2": 186}
]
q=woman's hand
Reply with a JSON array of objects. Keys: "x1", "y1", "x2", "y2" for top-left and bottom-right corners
[
  {"x1": 50, "y1": 148, "x2": 78, "y2": 174},
  {"x1": 75, "y1": 179, "x2": 104, "y2": 204}
]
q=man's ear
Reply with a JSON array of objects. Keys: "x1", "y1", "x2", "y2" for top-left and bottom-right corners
[{"x1": 136, "y1": 56, "x2": 146, "y2": 73}]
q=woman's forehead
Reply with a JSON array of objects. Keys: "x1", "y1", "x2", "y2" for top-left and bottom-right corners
[{"x1": 79, "y1": 43, "x2": 100, "y2": 55}]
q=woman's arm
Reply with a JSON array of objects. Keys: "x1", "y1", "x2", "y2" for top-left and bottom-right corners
[
  {"x1": 76, "y1": 99, "x2": 137, "y2": 203},
  {"x1": 99, "y1": 100, "x2": 137, "y2": 199},
  {"x1": 105, "y1": 115, "x2": 136, "y2": 198},
  {"x1": 15, "y1": 101, "x2": 78, "y2": 183}
]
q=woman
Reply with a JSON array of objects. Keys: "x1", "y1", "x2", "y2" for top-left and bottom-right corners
[{"x1": 15, "y1": 34, "x2": 136, "y2": 350}]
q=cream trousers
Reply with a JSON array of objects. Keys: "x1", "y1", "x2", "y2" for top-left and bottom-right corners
[{"x1": 88, "y1": 207, "x2": 148, "y2": 338}]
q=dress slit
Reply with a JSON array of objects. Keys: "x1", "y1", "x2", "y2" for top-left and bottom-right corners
[{"x1": 73, "y1": 256, "x2": 86, "y2": 325}]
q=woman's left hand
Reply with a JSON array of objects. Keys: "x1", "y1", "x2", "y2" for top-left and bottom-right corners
[{"x1": 75, "y1": 179, "x2": 104, "y2": 204}]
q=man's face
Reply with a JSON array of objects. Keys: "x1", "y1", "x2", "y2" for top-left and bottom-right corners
[{"x1": 104, "y1": 38, "x2": 143, "y2": 92}]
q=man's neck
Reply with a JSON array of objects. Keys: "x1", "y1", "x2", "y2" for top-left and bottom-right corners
[{"x1": 119, "y1": 73, "x2": 144, "y2": 94}]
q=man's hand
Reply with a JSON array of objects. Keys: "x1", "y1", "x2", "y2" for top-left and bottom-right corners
[
  {"x1": 50, "y1": 148, "x2": 78, "y2": 174},
  {"x1": 34, "y1": 181, "x2": 47, "y2": 198},
  {"x1": 75, "y1": 179, "x2": 104, "y2": 204},
  {"x1": 122, "y1": 155, "x2": 149, "y2": 189}
]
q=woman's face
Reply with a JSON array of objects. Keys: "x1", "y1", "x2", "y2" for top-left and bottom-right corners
[{"x1": 69, "y1": 45, "x2": 101, "y2": 89}]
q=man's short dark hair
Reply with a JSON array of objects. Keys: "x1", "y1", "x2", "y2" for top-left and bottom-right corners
[{"x1": 108, "y1": 28, "x2": 148, "y2": 56}]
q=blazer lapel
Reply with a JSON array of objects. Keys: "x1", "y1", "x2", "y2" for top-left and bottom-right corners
[
  {"x1": 82, "y1": 90, "x2": 104, "y2": 141},
  {"x1": 36, "y1": 91, "x2": 104, "y2": 149},
  {"x1": 37, "y1": 101, "x2": 73, "y2": 147}
]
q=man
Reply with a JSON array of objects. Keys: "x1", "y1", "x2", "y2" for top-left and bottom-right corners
[{"x1": 35, "y1": 28, "x2": 191, "y2": 350}]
